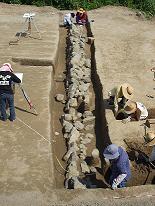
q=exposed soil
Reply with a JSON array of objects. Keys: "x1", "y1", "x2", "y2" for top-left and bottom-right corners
[{"x1": 0, "y1": 3, "x2": 154, "y2": 201}]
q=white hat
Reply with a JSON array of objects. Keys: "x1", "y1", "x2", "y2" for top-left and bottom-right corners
[{"x1": 2, "y1": 63, "x2": 13, "y2": 72}]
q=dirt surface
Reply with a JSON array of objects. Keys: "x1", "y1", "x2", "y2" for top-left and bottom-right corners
[
  {"x1": 89, "y1": 6, "x2": 155, "y2": 186},
  {"x1": 0, "y1": 2, "x2": 155, "y2": 205}
]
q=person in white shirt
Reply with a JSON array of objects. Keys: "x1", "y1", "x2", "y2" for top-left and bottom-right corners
[
  {"x1": 64, "y1": 13, "x2": 75, "y2": 28},
  {"x1": 121, "y1": 100, "x2": 148, "y2": 123}
]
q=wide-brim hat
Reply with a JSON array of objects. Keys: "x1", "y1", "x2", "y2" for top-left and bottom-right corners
[
  {"x1": 144, "y1": 131, "x2": 155, "y2": 147},
  {"x1": 121, "y1": 83, "x2": 134, "y2": 100},
  {"x1": 124, "y1": 100, "x2": 137, "y2": 114},
  {"x1": 77, "y1": 8, "x2": 84, "y2": 13},
  {"x1": 103, "y1": 144, "x2": 120, "y2": 160}
]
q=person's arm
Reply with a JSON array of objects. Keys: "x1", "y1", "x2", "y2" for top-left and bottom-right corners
[
  {"x1": 111, "y1": 174, "x2": 127, "y2": 189},
  {"x1": 131, "y1": 109, "x2": 141, "y2": 121},
  {"x1": 11, "y1": 73, "x2": 21, "y2": 83},
  {"x1": 114, "y1": 89, "x2": 119, "y2": 116}
]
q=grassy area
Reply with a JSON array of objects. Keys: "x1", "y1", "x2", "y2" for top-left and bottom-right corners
[{"x1": 1, "y1": 0, "x2": 155, "y2": 15}]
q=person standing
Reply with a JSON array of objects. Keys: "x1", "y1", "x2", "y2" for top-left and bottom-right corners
[
  {"x1": 103, "y1": 144, "x2": 131, "y2": 189},
  {"x1": 0, "y1": 63, "x2": 21, "y2": 121}
]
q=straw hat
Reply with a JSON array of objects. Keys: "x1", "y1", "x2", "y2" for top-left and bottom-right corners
[
  {"x1": 145, "y1": 131, "x2": 155, "y2": 147},
  {"x1": 121, "y1": 83, "x2": 134, "y2": 100},
  {"x1": 77, "y1": 8, "x2": 84, "y2": 13},
  {"x1": 124, "y1": 100, "x2": 137, "y2": 114}
]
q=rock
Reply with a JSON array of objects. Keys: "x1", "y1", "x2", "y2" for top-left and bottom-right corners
[
  {"x1": 69, "y1": 107, "x2": 76, "y2": 116},
  {"x1": 68, "y1": 127, "x2": 80, "y2": 144},
  {"x1": 74, "y1": 121, "x2": 84, "y2": 131},
  {"x1": 70, "y1": 54, "x2": 81, "y2": 66},
  {"x1": 85, "y1": 124, "x2": 94, "y2": 131},
  {"x1": 65, "y1": 177, "x2": 86, "y2": 189},
  {"x1": 90, "y1": 166, "x2": 97, "y2": 173},
  {"x1": 86, "y1": 133, "x2": 94, "y2": 139},
  {"x1": 79, "y1": 153, "x2": 86, "y2": 160},
  {"x1": 64, "y1": 133, "x2": 69, "y2": 139},
  {"x1": 69, "y1": 98, "x2": 78, "y2": 107},
  {"x1": 84, "y1": 94, "x2": 90, "y2": 105},
  {"x1": 81, "y1": 138, "x2": 91, "y2": 145},
  {"x1": 79, "y1": 82, "x2": 90, "y2": 92},
  {"x1": 83, "y1": 116, "x2": 95, "y2": 123},
  {"x1": 77, "y1": 112, "x2": 82, "y2": 119},
  {"x1": 83, "y1": 111, "x2": 93, "y2": 118},
  {"x1": 63, "y1": 120, "x2": 73, "y2": 133},
  {"x1": 81, "y1": 161, "x2": 90, "y2": 173},
  {"x1": 55, "y1": 94, "x2": 65, "y2": 102},
  {"x1": 67, "y1": 161, "x2": 79, "y2": 177},
  {"x1": 85, "y1": 59, "x2": 91, "y2": 68},
  {"x1": 63, "y1": 143, "x2": 79, "y2": 161},
  {"x1": 64, "y1": 114, "x2": 72, "y2": 121}
]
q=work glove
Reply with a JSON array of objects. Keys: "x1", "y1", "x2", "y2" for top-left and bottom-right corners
[
  {"x1": 111, "y1": 182, "x2": 117, "y2": 190},
  {"x1": 122, "y1": 116, "x2": 131, "y2": 124}
]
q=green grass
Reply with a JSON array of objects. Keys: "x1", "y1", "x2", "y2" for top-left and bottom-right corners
[{"x1": 1, "y1": 0, "x2": 155, "y2": 16}]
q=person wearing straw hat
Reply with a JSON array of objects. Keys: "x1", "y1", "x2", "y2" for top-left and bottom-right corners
[
  {"x1": 108, "y1": 83, "x2": 134, "y2": 116},
  {"x1": 122, "y1": 100, "x2": 148, "y2": 123},
  {"x1": 103, "y1": 144, "x2": 131, "y2": 189},
  {"x1": 144, "y1": 131, "x2": 155, "y2": 162},
  {"x1": 76, "y1": 8, "x2": 88, "y2": 25},
  {"x1": 0, "y1": 63, "x2": 21, "y2": 121}
]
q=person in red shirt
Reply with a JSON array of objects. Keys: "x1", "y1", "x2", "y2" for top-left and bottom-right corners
[{"x1": 76, "y1": 8, "x2": 88, "y2": 25}]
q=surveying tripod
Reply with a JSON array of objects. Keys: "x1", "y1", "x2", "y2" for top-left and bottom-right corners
[{"x1": 9, "y1": 13, "x2": 42, "y2": 45}]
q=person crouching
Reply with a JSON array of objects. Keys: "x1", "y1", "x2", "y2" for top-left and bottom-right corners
[
  {"x1": 103, "y1": 144, "x2": 131, "y2": 189},
  {"x1": 121, "y1": 100, "x2": 148, "y2": 123}
]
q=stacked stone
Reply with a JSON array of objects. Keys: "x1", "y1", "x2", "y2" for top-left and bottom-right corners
[{"x1": 60, "y1": 25, "x2": 96, "y2": 189}]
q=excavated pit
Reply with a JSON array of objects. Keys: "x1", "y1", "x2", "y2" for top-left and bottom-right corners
[{"x1": 52, "y1": 23, "x2": 154, "y2": 189}]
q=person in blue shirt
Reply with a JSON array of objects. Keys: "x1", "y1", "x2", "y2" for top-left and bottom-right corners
[{"x1": 103, "y1": 144, "x2": 131, "y2": 189}]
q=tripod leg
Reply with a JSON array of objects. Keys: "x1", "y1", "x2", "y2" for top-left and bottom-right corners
[{"x1": 31, "y1": 19, "x2": 42, "y2": 39}]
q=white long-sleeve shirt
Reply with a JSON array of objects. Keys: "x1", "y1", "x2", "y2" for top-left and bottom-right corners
[{"x1": 64, "y1": 13, "x2": 72, "y2": 25}]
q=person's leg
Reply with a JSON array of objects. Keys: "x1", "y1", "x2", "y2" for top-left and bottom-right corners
[
  {"x1": 0, "y1": 94, "x2": 7, "y2": 121},
  {"x1": 108, "y1": 96, "x2": 115, "y2": 105},
  {"x1": 7, "y1": 94, "x2": 16, "y2": 121}
]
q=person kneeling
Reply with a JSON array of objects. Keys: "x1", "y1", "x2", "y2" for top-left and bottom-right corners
[{"x1": 119, "y1": 100, "x2": 148, "y2": 123}]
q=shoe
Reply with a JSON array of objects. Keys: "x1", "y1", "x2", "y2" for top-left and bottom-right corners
[{"x1": 9, "y1": 117, "x2": 15, "y2": 122}]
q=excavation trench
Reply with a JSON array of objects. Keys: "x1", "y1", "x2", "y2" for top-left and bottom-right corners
[{"x1": 52, "y1": 24, "x2": 154, "y2": 189}]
